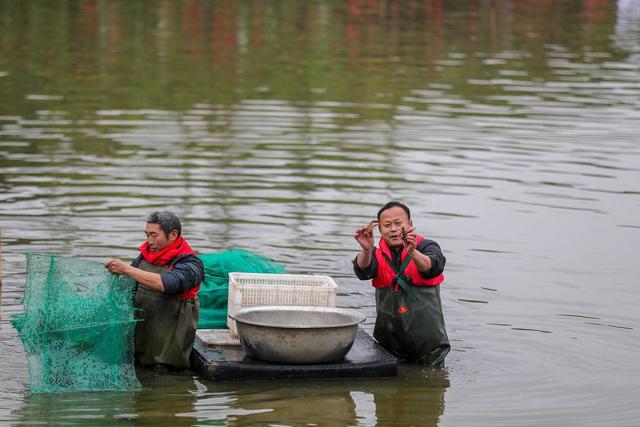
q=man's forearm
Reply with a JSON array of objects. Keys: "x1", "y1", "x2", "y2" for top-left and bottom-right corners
[
  {"x1": 410, "y1": 250, "x2": 432, "y2": 273},
  {"x1": 124, "y1": 266, "x2": 165, "y2": 292},
  {"x1": 356, "y1": 248, "x2": 373, "y2": 269}
]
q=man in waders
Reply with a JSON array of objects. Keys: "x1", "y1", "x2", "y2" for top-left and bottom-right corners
[
  {"x1": 105, "y1": 211, "x2": 204, "y2": 369},
  {"x1": 353, "y1": 201, "x2": 450, "y2": 366}
]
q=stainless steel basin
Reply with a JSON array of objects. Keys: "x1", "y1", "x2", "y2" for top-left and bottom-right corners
[{"x1": 229, "y1": 306, "x2": 366, "y2": 364}]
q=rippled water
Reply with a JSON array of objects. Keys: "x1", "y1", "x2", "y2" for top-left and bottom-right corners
[{"x1": 1, "y1": 1, "x2": 640, "y2": 425}]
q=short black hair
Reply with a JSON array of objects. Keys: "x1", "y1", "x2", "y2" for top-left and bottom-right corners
[
  {"x1": 377, "y1": 201, "x2": 411, "y2": 221},
  {"x1": 146, "y1": 211, "x2": 182, "y2": 237}
]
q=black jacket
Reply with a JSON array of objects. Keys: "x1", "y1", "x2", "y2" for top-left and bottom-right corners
[{"x1": 132, "y1": 253, "x2": 204, "y2": 295}]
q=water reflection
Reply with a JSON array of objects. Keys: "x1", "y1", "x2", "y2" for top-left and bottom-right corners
[
  {"x1": 368, "y1": 366, "x2": 449, "y2": 427},
  {"x1": 0, "y1": 0, "x2": 630, "y2": 119},
  {"x1": 223, "y1": 382, "x2": 359, "y2": 426},
  {"x1": 15, "y1": 391, "x2": 141, "y2": 426},
  {"x1": 203, "y1": 365, "x2": 449, "y2": 426},
  {"x1": 1, "y1": 0, "x2": 640, "y2": 425},
  {"x1": 614, "y1": 0, "x2": 640, "y2": 54},
  {"x1": 11, "y1": 367, "x2": 449, "y2": 426},
  {"x1": 14, "y1": 373, "x2": 200, "y2": 426}
]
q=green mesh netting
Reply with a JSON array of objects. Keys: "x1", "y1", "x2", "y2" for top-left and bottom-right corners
[
  {"x1": 12, "y1": 253, "x2": 141, "y2": 393},
  {"x1": 197, "y1": 249, "x2": 285, "y2": 329}
]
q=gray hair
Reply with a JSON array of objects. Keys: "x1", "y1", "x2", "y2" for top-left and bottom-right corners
[{"x1": 146, "y1": 211, "x2": 182, "y2": 237}]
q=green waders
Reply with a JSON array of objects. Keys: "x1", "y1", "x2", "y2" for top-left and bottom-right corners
[
  {"x1": 373, "y1": 255, "x2": 450, "y2": 366},
  {"x1": 134, "y1": 260, "x2": 199, "y2": 369}
]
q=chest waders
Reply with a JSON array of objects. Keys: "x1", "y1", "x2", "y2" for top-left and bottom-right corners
[
  {"x1": 134, "y1": 260, "x2": 199, "y2": 368},
  {"x1": 373, "y1": 253, "x2": 450, "y2": 366}
]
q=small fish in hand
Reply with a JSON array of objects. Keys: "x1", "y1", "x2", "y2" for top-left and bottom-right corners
[
  {"x1": 401, "y1": 226, "x2": 416, "y2": 242},
  {"x1": 364, "y1": 220, "x2": 378, "y2": 237}
]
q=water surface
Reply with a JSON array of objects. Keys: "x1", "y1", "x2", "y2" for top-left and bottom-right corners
[{"x1": 1, "y1": 1, "x2": 639, "y2": 425}]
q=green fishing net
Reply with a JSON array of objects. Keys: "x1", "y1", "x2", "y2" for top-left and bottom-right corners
[
  {"x1": 13, "y1": 253, "x2": 141, "y2": 393},
  {"x1": 197, "y1": 249, "x2": 285, "y2": 329}
]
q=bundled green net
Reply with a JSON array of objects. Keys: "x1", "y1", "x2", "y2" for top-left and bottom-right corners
[
  {"x1": 13, "y1": 253, "x2": 141, "y2": 393},
  {"x1": 197, "y1": 249, "x2": 285, "y2": 329}
]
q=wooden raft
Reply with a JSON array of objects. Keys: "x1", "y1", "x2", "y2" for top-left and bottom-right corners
[{"x1": 191, "y1": 328, "x2": 398, "y2": 382}]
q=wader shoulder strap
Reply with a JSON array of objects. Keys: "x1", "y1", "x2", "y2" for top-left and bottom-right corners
[{"x1": 382, "y1": 253, "x2": 417, "y2": 301}]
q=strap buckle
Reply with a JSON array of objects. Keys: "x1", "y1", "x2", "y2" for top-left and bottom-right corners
[{"x1": 383, "y1": 253, "x2": 417, "y2": 301}]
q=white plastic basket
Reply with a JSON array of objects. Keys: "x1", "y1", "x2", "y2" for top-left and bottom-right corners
[{"x1": 227, "y1": 272, "x2": 337, "y2": 336}]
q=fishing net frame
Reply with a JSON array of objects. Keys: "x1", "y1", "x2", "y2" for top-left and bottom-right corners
[{"x1": 13, "y1": 253, "x2": 141, "y2": 393}]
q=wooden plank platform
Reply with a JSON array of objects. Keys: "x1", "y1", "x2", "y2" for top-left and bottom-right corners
[{"x1": 191, "y1": 328, "x2": 398, "y2": 381}]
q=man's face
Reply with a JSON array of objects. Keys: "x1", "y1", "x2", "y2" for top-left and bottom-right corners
[
  {"x1": 145, "y1": 223, "x2": 177, "y2": 253},
  {"x1": 378, "y1": 206, "x2": 413, "y2": 248}
]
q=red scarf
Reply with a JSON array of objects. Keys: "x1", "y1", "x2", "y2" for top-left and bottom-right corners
[{"x1": 138, "y1": 236, "x2": 194, "y2": 266}]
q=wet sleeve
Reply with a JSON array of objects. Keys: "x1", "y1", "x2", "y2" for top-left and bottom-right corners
[
  {"x1": 353, "y1": 248, "x2": 379, "y2": 280},
  {"x1": 161, "y1": 256, "x2": 205, "y2": 295},
  {"x1": 417, "y1": 240, "x2": 446, "y2": 279}
]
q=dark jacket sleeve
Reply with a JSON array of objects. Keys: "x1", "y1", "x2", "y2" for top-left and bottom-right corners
[
  {"x1": 161, "y1": 255, "x2": 205, "y2": 296},
  {"x1": 131, "y1": 254, "x2": 143, "y2": 268},
  {"x1": 417, "y1": 239, "x2": 446, "y2": 279},
  {"x1": 353, "y1": 247, "x2": 379, "y2": 280}
]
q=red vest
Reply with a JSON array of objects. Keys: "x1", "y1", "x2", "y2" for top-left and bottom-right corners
[{"x1": 371, "y1": 234, "x2": 444, "y2": 288}]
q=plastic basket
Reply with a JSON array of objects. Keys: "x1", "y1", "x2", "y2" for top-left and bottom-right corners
[{"x1": 227, "y1": 272, "x2": 337, "y2": 336}]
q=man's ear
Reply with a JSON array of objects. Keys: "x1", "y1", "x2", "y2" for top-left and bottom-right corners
[{"x1": 169, "y1": 229, "x2": 179, "y2": 243}]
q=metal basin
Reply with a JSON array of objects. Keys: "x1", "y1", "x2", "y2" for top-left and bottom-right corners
[{"x1": 229, "y1": 306, "x2": 365, "y2": 364}]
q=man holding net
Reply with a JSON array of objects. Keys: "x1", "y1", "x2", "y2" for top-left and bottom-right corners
[
  {"x1": 353, "y1": 201, "x2": 450, "y2": 366},
  {"x1": 105, "y1": 211, "x2": 204, "y2": 369}
]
